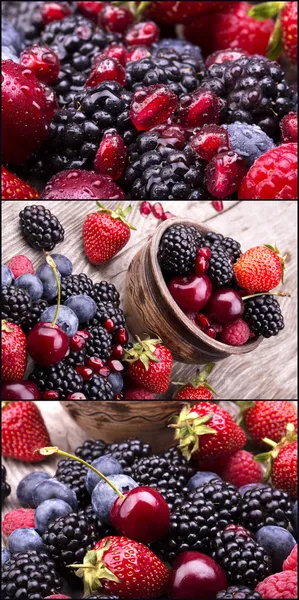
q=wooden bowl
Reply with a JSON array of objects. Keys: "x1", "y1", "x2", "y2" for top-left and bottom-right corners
[
  {"x1": 61, "y1": 400, "x2": 193, "y2": 453},
  {"x1": 124, "y1": 218, "x2": 262, "y2": 364}
]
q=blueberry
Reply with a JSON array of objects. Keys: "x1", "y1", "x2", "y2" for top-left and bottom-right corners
[
  {"x1": 32, "y1": 478, "x2": 78, "y2": 510},
  {"x1": 2, "y1": 265, "x2": 14, "y2": 287},
  {"x1": 8, "y1": 528, "x2": 46, "y2": 553},
  {"x1": 34, "y1": 498, "x2": 73, "y2": 534},
  {"x1": 108, "y1": 372, "x2": 124, "y2": 395},
  {"x1": 188, "y1": 472, "x2": 222, "y2": 491},
  {"x1": 36, "y1": 264, "x2": 61, "y2": 301},
  {"x1": 291, "y1": 501, "x2": 297, "y2": 535},
  {"x1": 239, "y1": 483, "x2": 270, "y2": 496},
  {"x1": 17, "y1": 472, "x2": 51, "y2": 507},
  {"x1": 92, "y1": 474, "x2": 138, "y2": 523},
  {"x1": 14, "y1": 274, "x2": 43, "y2": 301},
  {"x1": 65, "y1": 295, "x2": 97, "y2": 323},
  {"x1": 2, "y1": 19, "x2": 24, "y2": 55},
  {"x1": 40, "y1": 305, "x2": 79, "y2": 337},
  {"x1": 85, "y1": 456, "x2": 123, "y2": 495},
  {"x1": 2, "y1": 548, "x2": 11, "y2": 564},
  {"x1": 48, "y1": 254, "x2": 73, "y2": 277},
  {"x1": 224, "y1": 122, "x2": 275, "y2": 168},
  {"x1": 256, "y1": 525, "x2": 296, "y2": 572}
]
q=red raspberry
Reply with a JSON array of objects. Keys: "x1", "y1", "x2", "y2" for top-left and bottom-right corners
[
  {"x1": 239, "y1": 143, "x2": 298, "y2": 199},
  {"x1": 221, "y1": 319, "x2": 251, "y2": 346},
  {"x1": 283, "y1": 545, "x2": 298, "y2": 572},
  {"x1": 256, "y1": 571, "x2": 298, "y2": 599},
  {"x1": 280, "y1": 112, "x2": 298, "y2": 143},
  {"x1": 220, "y1": 450, "x2": 263, "y2": 488},
  {"x1": 8, "y1": 255, "x2": 35, "y2": 278},
  {"x1": 124, "y1": 388, "x2": 155, "y2": 400},
  {"x1": 2, "y1": 508, "x2": 35, "y2": 537}
]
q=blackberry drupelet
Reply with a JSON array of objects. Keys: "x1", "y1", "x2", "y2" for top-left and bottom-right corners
[
  {"x1": 221, "y1": 237, "x2": 242, "y2": 263},
  {"x1": 200, "y1": 55, "x2": 295, "y2": 139},
  {"x1": 1, "y1": 465, "x2": 11, "y2": 505},
  {"x1": 85, "y1": 326, "x2": 112, "y2": 361},
  {"x1": 63, "y1": 346, "x2": 86, "y2": 368},
  {"x1": 21, "y1": 299, "x2": 48, "y2": 334},
  {"x1": 152, "y1": 39, "x2": 205, "y2": 73},
  {"x1": 211, "y1": 530, "x2": 272, "y2": 587},
  {"x1": 216, "y1": 586, "x2": 262, "y2": 599},
  {"x1": 188, "y1": 225, "x2": 205, "y2": 249},
  {"x1": 75, "y1": 439, "x2": 108, "y2": 463},
  {"x1": 158, "y1": 485, "x2": 188, "y2": 512},
  {"x1": 161, "y1": 446, "x2": 196, "y2": 480},
  {"x1": 1, "y1": 285, "x2": 32, "y2": 327},
  {"x1": 88, "y1": 301, "x2": 126, "y2": 331},
  {"x1": 55, "y1": 459, "x2": 90, "y2": 509},
  {"x1": 29, "y1": 363, "x2": 84, "y2": 400},
  {"x1": 60, "y1": 273, "x2": 95, "y2": 304},
  {"x1": 104, "y1": 438, "x2": 152, "y2": 469},
  {"x1": 127, "y1": 456, "x2": 189, "y2": 494},
  {"x1": 240, "y1": 487, "x2": 292, "y2": 532},
  {"x1": 207, "y1": 245, "x2": 234, "y2": 287},
  {"x1": 191, "y1": 479, "x2": 242, "y2": 526},
  {"x1": 158, "y1": 224, "x2": 197, "y2": 277},
  {"x1": 83, "y1": 374, "x2": 114, "y2": 400},
  {"x1": 1, "y1": 550, "x2": 62, "y2": 600},
  {"x1": 93, "y1": 281, "x2": 120, "y2": 307},
  {"x1": 243, "y1": 295, "x2": 285, "y2": 338},
  {"x1": 19, "y1": 205, "x2": 64, "y2": 251}
]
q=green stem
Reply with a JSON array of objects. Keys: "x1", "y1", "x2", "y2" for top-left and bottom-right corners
[{"x1": 45, "y1": 254, "x2": 61, "y2": 328}]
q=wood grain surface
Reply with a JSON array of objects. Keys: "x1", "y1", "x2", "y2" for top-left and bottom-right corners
[{"x1": 1, "y1": 200, "x2": 297, "y2": 399}]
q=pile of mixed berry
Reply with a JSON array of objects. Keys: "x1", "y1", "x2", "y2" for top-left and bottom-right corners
[
  {"x1": 1, "y1": 399, "x2": 298, "y2": 599},
  {"x1": 1, "y1": 0, "x2": 298, "y2": 200}
]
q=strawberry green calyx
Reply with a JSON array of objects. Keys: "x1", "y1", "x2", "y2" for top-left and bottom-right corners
[
  {"x1": 169, "y1": 404, "x2": 216, "y2": 461},
  {"x1": 234, "y1": 400, "x2": 255, "y2": 425},
  {"x1": 69, "y1": 544, "x2": 120, "y2": 596},
  {"x1": 173, "y1": 363, "x2": 217, "y2": 396},
  {"x1": 248, "y1": 2, "x2": 285, "y2": 20},
  {"x1": 255, "y1": 423, "x2": 298, "y2": 481},
  {"x1": 124, "y1": 336, "x2": 161, "y2": 370},
  {"x1": 96, "y1": 202, "x2": 137, "y2": 231},
  {"x1": 264, "y1": 244, "x2": 287, "y2": 284}
]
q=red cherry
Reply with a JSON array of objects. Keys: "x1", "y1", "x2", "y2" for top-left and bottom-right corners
[
  {"x1": 100, "y1": 4, "x2": 134, "y2": 34},
  {"x1": 110, "y1": 486, "x2": 170, "y2": 543},
  {"x1": 70, "y1": 333, "x2": 87, "y2": 352},
  {"x1": 1, "y1": 381, "x2": 41, "y2": 400},
  {"x1": 114, "y1": 327, "x2": 129, "y2": 345},
  {"x1": 85, "y1": 357, "x2": 104, "y2": 372},
  {"x1": 168, "y1": 551, "x2": 227, "y2": 600},
  {"x1": 41, "y1": 1, "x2": 72, "y2": 25},
  {"x1": 27, "y1": 323, "x2": 69, "y2": 366},
  {"x1": 76, "y1": 366, "x2": 93, "y2": 381},
  {"x1": 169, "y1": 274, "x2": 212, "y2": 313},
  {"x1": 111, "y1": 345, "x2": 125, "y2": 360},
  {"x1": 42, "y1": 390, "x2": 59, "y2": 399},
  {"x1": 206, "y1": 288, "x2": 244, "y2": 324}
]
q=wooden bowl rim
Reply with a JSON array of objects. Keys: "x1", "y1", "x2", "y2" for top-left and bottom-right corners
[{"x1": 149, "y1": 218, "x2": 262, "y2": 355}]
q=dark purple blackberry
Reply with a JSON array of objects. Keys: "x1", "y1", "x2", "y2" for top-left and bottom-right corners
[
  {"x1": 29, "y1": 362, "x2": 84, "y2": 399},
  {"x1": 125, "y1": 128, "x2": 207, "y2": 200},
  {"x1": 216, "y1": 586, "x2": 262, "y2": 599},
  {"x1": 221, "y1": 237, "x2": 242, "y2": 263},
  {"x1": 1, "y1": 465, "x2": 11, "y2": 505},
  {"x1": 104, "y1": 438, "x2": 152, "y2": 469},
  {"x1": 21, "y1": 299, "x2": 48, "y2": 334},
  {"x1": 190, "y1": 479, "x2": 242, "y2": 526},
  {"x1": 207, "y1": 245, "x2": 234, "y2": 287},
  {"x1": 157, "y1": 485, "x2": 188, "y2": 513},
  {"x1": 126, "y1": 455, "x2": 189, "y2": 494},
  {"x1": 60, "y1": 273, "x2": 94, "y2": 303},
  {"x1": 19, "y1": 205, "x2": 64, "y2": 251},
  {"x1": 93, "y1": 281, "x2": 120, "y2": 307},
  {"x1": 211, "y1": 530, "x2": 272, "y2": 587},
  {"x1": 161, "y1": 446, "x2": 196, "y2": 480},
  {"x1": 152, "y1": 39, "x2": 205, "y2": 73},
  {"x1": 85, "y1": 326, "x2": 112, "y2": 361},
  {"x1": 88, "y1": 301, "x2": 126, "y2": 331},
  {"x1": 55, "y1": 459, "x2": 90, "y2": 509},
  {"x1": 63, "y1": 346, "x2": 86, "y2": 368},
  {"x1": 243, "y1": 295, "x2": 285, "y2": 338},
  {"x1": 240, "y1": 487, "x2": 292, "y2": 532},
  {"x1": 200, "y1": 55, "x2": 295, "y2": 139},
  {"x1": 1, "y1": 550, "x2": 62, "y2": 600},
  {"x1": 158, "y1": 224, "x2": 197, "y2": 276},
  {"x1": 75, "y1": 439, "x2": 108, "y2": 463},
  {"x1": 83, "y1": 374, "x2": 114, "y2": 400},
  {"x1": 1, "y1": 285, "x2": 32, "y2": 327}
]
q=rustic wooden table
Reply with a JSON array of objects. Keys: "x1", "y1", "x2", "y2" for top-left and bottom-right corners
[{"x1": 2, "y1": 200, "x2": 297, "y2": 399}]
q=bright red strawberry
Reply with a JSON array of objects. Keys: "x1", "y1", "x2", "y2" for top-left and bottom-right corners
[
  {"x1": 233, "y1": 244, "x2": 286, "y2": 293},
  {"x1": 220, "y1": 449, "x2": 263, "y2": 488},
  {"x1": 2, "y1": 401, "x2": 51, "y2": 462},
  {"x1": 281, "y1": 1, "x2": 298, "y2": 64},
  {"x1": 171, "y1": 402, "x2": 246, "y2": 463},
  {"x1": 2, "y1": 167, "x2": 39, "y2": 200},
  {"x1": 173, "y1": 364, "x2": 216, "y2": 400},
  {"x1": 2, "y1": 321, "x2": 27, "y2": 382},
  {"x1": 255, "y1": 424, "x2": 298, "y2": 499},
  {"x1": 236, "y1": 400, "x2": 298, "y2": 445},
  {"x1": 71, "y1": 536, "x2": 169, "y2": 598},
  {"x1": 124, "y1": 337, "x2": 172, "y2": 395},
  {"x1": 83, "y1": 203, "x2": 135, "y2": 264},
  {"x1": 123, "y1": 387, "x2": 156, "y2": 400}
]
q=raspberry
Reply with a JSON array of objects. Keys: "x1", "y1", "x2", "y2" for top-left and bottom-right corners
[
  {"x1": 123, "y1": 388, "x2": 155, "y2": 400},
  {"x1": 8, "y1": 255, "x2": 35, "y2": 278},
  {"x1": 221, "y1": 319, "x2": 251, "y2": 346},
  {"x1": 256, "y1": 571, "x2": 298, "y2": 599},
  {"x1": 239, "y1": 143, "x2": 298, "y2": 199},
  {"x1": 280, "y1": 112, "x2": 298, "y2": 143},
  {"x1": 283, "y1": 545, "x2": 298, "y2": 572},
  {"x1": 221, "y1": 450, "x2": 263, "y2": 488},
  {"x1": 2, "y1": 508, "x2": 35, "y2": 537}
]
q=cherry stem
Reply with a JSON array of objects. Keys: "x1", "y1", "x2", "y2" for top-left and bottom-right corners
[
  {"x1": 39, "y1": 447, "x2": 125, "y2": 500},
  {"x1": 243, "y1": 291, "x2": 291, "y2": 301},
  {"x1": 45, "y1": 254, "x2": 61, "y2": 328}
]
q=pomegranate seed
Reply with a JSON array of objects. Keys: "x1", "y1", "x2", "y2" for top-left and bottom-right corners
[
  {"x1": 67, "y1": 392, "x2": 87, "y2": 399},
  {"x1": 195, "y1": 255, "x2": 209, "y2": 274},
  {"x1": 198, "y1": 247, "x2": 212, "y2": 260},
  {"x1": 94, "y1": 130, "x2": 127, "y2": 180},
  {"x1": 126, "y1": 45, "x2": 152, "y2": 62},
  {"x1": 162, "y1": 211, "x2": 176, "y2": 220},
  {"x1": 130, "y1": 84, "x2": 177, "y2": 131},
  {"x1": 206, "y1": 152, "x2": 247, "y2": 199},
  {"x1": 124, "y1": 21, "x2": 160, "y2": 47},
  {"x1": 195, "y1": 313, "x2": 210, "y2": 330},
  {"x1": 85, "y1": 357, "x2": 105, "y2": 371},
  {"x1": 107, "y1": 360, "x2": 124, "y2": 372},
  {"x1": 104, "y1": 319, "x2": 115, "y2": 332},
  {"x1": 140, "y1": 201, "x2": 152, "y2": 216},
  {"x1": 152, "y1": 202, "x2": 164, "y2": 219},
  {"x1": 212, "y1": 201, "x2": 224, "y2": 212},
  {"x1": 86, "y1": 55, "x2": 126, "y2": 87},
  {"x1": 100, "y1": 5, "x2": 134, "y2": 34},
  {"x1": 70, "y1": 334, "x2": 87, "y2": 352},
  {"x1": 206, "y1": 327, "x2": 217, "y2": 339},
  {"x1": 41, "y1": 1, "x2": 71, "y2": 25},
  {"x1": 76, "y1": 366, "x2": 93, "y2": 381},
  {"x1": 99, "y1": 365, "x2": 111, "y2": 377},
  {"x1": 76, "y1": 1, "x2": 106, "y2": 23},
  {"x1": 20, "y1": 44, "x2": 60, "y2": 85},
  {"x1": 190, "y1": 125, "x2": 230, "y2": 162},
  {"x1": 77, "y1": 330, "x2": 90, "y2": 341},
  {"x1": 114, "y1": 327, "x2": 129, "y2": 345},
  {"x1": 42, "y1": 390, "x2": 59, "y2": 399},
  {"x1": 114, "y1": 392, "x2": 124, "y2": 400},
  {"x1": 178, "y1": 89, "x2": 220, "y2": 128},
  {"x1": 206, "y1": 49, "x2": 249, "y2": 68},
  {"x1": 111, "y1": 345, "x2": 125, "y2": 360},
  {"x1": 102, "y1": 43, "x2": 128, "y2": 67}
]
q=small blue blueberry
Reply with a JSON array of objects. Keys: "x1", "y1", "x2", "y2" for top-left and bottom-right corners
[
  {"x1": 8, "y1": 528, "x2": 46, "y2": 553},
  {"x1": 85, "y1": 456, "x2": 123, "y2": 495},
  {"x1": 14, "y1": 274, "x2": 43, "y2": 301},
  {"x1": 17, "y1": 472, "x2": 51, "y2": 508}
]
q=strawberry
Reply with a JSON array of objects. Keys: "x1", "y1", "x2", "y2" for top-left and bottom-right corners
[
  {"x1": 220, "y1": 449, "x2": 263, "y2": 488},
  {"x1": 143, "y1": 1, "x2": 235, "y2": 25},
  {"x1": 236, "y1": 400, "x2": 298, "y2": 445},
  {"x1": 281, "y1": 1, "x2": 298, "y2": 64},
  {"x1": 123, "y1": 387, "x2": 156, "y2": 400},
  {"x1": 2, "y1": 401, "x2": 51, "y2": 462},
  {"x1": 124, "y1": 337, "x2": 172, "y2": 394},
  {"x1": 171, "y1": 402, "x2": 246, "y2": 463},
  {"x1": 233, "y1": 244, "x2": 286, "y2": 293},
  {"x1": 2, "y1": 167, "x2": 39, "y2": 200},
  {"x1": 2, "y1": 321, "x2": 27, "y2": 382},
  {"x1": 71, "y1": 536, "x2": 169, "y2": 598},
  {"x1": 83, "y1": 202, "x2": 136, "y2": 264},
  {"x1": 255, "y1": 424, "x2": 298, "y2": 498},
  {"x1": 173, "y1": 364, "x2": 216, "y2": 400},
  {"x1": 250, "y1": 1, "x2": 297, "y2": 65}
]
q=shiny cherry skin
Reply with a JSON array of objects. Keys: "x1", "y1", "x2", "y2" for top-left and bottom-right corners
[
  {"x1": 205, "y1": 287, "x2": 244, "y2": 324},
  {"x1": 110, "y1": 486, "x2": 170, "y2": 543},
  {"x1": 1, "y1": 381, "x2": 41, "y2": 400},
  {"x1": 169, "y1": 274, "x2": 212, "y2": 313},
  {"x1": 27, "y1": 322, "x2": 69, "y2": 366},
  {"x1": 168, "y1": 551, "x2": 227, "y2": 600}
]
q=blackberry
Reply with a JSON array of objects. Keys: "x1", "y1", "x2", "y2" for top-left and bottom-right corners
[
  {"x1": 161, "y1": 446, "x2": 196, "y2": 480},
  {"x1": 1, "y1": 465, "x2": 11, "y2": 505},
  {"x1": 29, "y1": 362, "x2": 84, "y2": 400},
  {"x1": 1, "y1": 285, "x2": 32, "y2": 327},
  {"x1": 240, "y1": 487, "x2": 292, "y2": 532},
  {"x1": 191, "y1": 479, "x2": 242, "y2": 526},
  {"x1": 158, "y1": 224, "x2": 197, "y2": 277},
  {"x1": 200, "y1": 55, "x2": 295, "y2": 139},
  {"x1": 85, "y1": 326, "x2": 112, "y2": 361},
  {"x1": 152, "y1": 39, "x2": 205, "y2": 73},
  {"x1": 125, "y1": 127, "x2": 208, "y2": 200},
  {"x1": 75, "y1": 439, "x2": 108, "y2": 463},
  {"x1": 63, "y1": 346, "x2": 86, "y2": 368},
  {"x1": 158, "y1": 485, "x2": 188, "y2": 512},
  {"x1": 188, "y1": 225, "x2": 205, "y2": 249},
  {"x1": 104, "y1": 438, "x2": 152, "y2": 469},
  {"x1": 243, "y1": 295, "x2": 285, "y2": 338},
  {"x1": 221, "y1": 237, "x2": 242, "y2": 263},
  {"x1": 93, "y1": 281, "x2": 120, "y2": 307},
  {"x1": 211, "y1": 530, "x2": 272, "y2": 587},
  {"x1": 60, "y1": 273, "x2": 94, "y2": 304},
  {"x1": 21, "y1": 299, "x2": 48, "y2": 334},
  {"x1": 2, "y1": 1, "x2": 44, "y2": 43},
  {"x1": 19, "y1": 205, "x2": 64, "y2": 251},
  {"x1": 1, "y1": 550, "x2": 62, "y2": 600},
  {"x1": 207, "y1": 245, "x2": 234, "y2": 287},
  {"x1": 83, "y1": 374, "x2": 114, "y2": 400},
  {"x1": 88, "y1": 301, "x2": 126, "y2": 330},
  {"x1": 127, "y1": 456, "x2": 189, "y2": 494},
  {"x1": 216, "y1": 586, "x2": 262, "y2": 599},
  {"x1": 55, "y1": 459, "x2": 90, "y2": 510}
]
